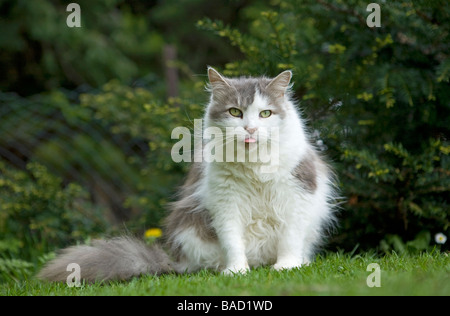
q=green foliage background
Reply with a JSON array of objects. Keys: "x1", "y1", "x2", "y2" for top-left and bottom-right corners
[{"x1": 0, "y1": 0, "x2": 448, "y2": 281}]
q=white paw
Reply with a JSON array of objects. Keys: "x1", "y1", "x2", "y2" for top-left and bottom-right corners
[{"x1": 273, "y1": 258, "x2": 308, "y2": 271}]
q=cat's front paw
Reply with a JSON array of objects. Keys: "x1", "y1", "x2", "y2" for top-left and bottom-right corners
[
  {"x1": 222, "y1": 263, "x2": 250, "y2": 275},
  {"x1": 273, "y1": 259, "x2": 309, "y2": 271}
]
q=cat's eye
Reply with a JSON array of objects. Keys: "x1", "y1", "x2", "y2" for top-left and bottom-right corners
[
  {"x1": 229, "y1": 108, "x2": 243, "y2": 118},
  {"x1": 259, "y1": 110, "x2": 272, "y2": 118}
]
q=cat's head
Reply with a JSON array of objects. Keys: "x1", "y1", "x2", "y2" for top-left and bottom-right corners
[{"x1": 205, "y1": 67, "x2": 293, "y2": 146}]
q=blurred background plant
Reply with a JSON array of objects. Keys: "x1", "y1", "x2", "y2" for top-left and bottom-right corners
[{"x1": 0, "y1": 0, "x2": 448, "y2": 282}]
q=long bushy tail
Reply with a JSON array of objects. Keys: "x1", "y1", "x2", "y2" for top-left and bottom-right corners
[{"x1": 37, "y1": 237, "x2": 174, "y2": 283}]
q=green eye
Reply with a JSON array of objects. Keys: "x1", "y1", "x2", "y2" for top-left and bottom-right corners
[
  {"x1": 229, "y1": 108, "x2": 243, "y2": 117},
  {"x1": 259, "y1": 110, "x2": 272, "y2": 118}
]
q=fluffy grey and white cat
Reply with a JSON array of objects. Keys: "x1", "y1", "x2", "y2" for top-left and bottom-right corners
[{"x1": 38, "y1": 67, "x2": 336, "y2": 282}]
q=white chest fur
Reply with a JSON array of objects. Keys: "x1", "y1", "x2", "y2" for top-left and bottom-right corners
[{"x1": 202, "y1": 161, "x2": 307, "y2": 267}]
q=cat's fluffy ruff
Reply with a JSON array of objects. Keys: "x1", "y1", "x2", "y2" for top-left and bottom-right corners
[{"x1": 38, "y1": 68, "x2": 336, "y2": 282}]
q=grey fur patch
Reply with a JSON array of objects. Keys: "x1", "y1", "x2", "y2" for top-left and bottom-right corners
[
  {"x1": 37, "y1": 237, "x2": 173, "y2": 283},
  {"x1": 164, "y1": 163, "x2": 217, "y2": 260},
  {"x1": 293, "y1": 153, "x2": 318, "y2": 193},
  {"x1": 229, "y1": 77, "x2": 257, "y2": 109}
]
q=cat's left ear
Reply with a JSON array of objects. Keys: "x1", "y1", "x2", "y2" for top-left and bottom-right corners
[{"x1": 267, "y1": 70, "x2": 292, "y2": 97}]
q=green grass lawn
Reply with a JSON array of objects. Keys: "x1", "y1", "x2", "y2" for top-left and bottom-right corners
[{"x1": 1, "y1": 251, "x2": 449, "y2": 296}]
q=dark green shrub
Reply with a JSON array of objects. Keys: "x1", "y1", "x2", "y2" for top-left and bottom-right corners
[{"x1": 0, "y1": 162, "x2": 107, "y2": 263}]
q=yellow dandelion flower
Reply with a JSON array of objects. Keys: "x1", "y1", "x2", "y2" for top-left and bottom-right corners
[{"x1": 145, "y1": 228, "x2": 162, "y2": 238}]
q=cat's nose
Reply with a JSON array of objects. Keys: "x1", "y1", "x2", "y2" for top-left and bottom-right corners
[{"x1": 245, "y1": 126, "x2": 258, "y2": 134}]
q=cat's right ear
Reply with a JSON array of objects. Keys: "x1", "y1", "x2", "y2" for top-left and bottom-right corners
[{"x1": 207, "y1": 67, "x2": 231, "y2": 90}]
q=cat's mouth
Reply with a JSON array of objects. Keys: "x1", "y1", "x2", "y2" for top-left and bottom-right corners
[{"x1": 244, "y1": 136, "x2": 257, "y2": 143}]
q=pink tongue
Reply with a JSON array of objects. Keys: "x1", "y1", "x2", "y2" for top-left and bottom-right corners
[{"x1": 245, "y1": 137, "x2": 257, "y2": 143}]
